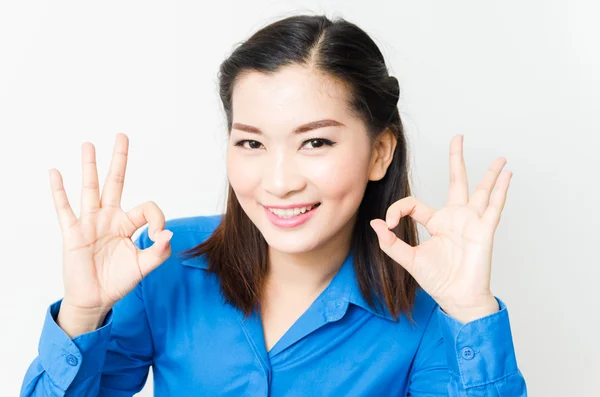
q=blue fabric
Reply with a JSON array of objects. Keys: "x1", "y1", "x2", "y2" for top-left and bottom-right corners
[{"x1": 21, "y1": 214, "x2": 527, "y2": 396}]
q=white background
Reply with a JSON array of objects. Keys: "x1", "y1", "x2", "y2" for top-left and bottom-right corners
[{"x1": 1, "y1": 1, "x2": 598, "y2": 395}]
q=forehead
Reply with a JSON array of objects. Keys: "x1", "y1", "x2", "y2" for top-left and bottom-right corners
[{"x1": 231, "y1": 65, "x2": 351, "y2": 125}]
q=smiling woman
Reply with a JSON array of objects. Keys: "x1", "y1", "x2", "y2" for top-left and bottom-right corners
[
  {"x1": 196, "y1": 44, "x2": 409, "y2": 322},
  {"x1": 21, "y1": 13, "x2": 527, "y2": 397}
]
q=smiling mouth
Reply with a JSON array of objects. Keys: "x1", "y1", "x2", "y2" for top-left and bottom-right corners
[{"x1": 266, "y1": 202, "x2": 321, "y2": 218}]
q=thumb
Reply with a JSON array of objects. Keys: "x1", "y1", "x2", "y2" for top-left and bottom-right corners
[
  {"x1": 370, "y1": 219, "x2": 396, "y2": 246},
  {"x1": 138, "y1": 229, "x2": 173, "y2": 277}
]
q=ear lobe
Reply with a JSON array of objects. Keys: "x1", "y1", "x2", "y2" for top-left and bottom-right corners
[
  {"x1": 368, "y1": 167, "x2": 384, "y2": 182},
  {"x1": 368, "y1": 153, "x2": 385, "y2": 181}
]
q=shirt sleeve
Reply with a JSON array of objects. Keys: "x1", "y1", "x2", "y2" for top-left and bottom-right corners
[
  {"x1": 406, "y1": 297, "x2": 528, "y2": 396},
  {"x1": 20, "y1": 229, "x2": 155, "y2": 397}
]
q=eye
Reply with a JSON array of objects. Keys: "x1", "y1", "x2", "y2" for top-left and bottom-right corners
[
  {"x1": 233, "y1": 138, "x2": 336, "y2": 150},
  {"x1": 234, "y1": 140, "x2": 264, "y2": 150},
  {"x1": 301, "y1": 138, "x2": 336, "y2": 149}
]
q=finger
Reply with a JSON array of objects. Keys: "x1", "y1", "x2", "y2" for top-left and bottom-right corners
[
  {"x1": 447, "y1": 135, "x2": 469, "y2": 207},
  {"x1": 125, "y1": 201, "x2": 166, "y2": 242},
  {"x1": 385, "y1": 196, "x2": 436, "y2": 230},
  {"x1": 80, "y1": 142, "x2": 100, "y2": 217},
  {"x1": 138, "y1": 229, "x2": 173, "y2": 277},
  {"x1": 468, "y1": 157, "x2": 507, "y2": 216},
  {"x1": 101, "y1": 133, "x2": 129, "y2": 208},
  {"x1": 370, "y1": 219, "x2": 417, "y2": 274},
  {"x1": 49, "y1": 169, "x2": 78, "y2": 232},
  {"x1": 482, "y1": 171, "x2": 512, "y2": 228}
]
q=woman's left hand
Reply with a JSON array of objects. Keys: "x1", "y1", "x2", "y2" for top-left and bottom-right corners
[{"x1": 370, "y1": 135, "x2": 512, "y2": 324}]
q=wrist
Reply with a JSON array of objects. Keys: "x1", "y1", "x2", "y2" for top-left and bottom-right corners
[
  {"x1": 440, "y1": 295, "x2": 499, "y2": 324},
  {"x1": 57, "y1": 300, "x2": 112, "y2": 338}
]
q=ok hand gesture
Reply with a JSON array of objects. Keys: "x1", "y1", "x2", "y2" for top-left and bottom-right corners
[
  {"x1": 370, "y1": 135, "x2": 512, "y2": 323},
  {"x1": 49, "y1": 133, "x2": 173, "y2": 319}
]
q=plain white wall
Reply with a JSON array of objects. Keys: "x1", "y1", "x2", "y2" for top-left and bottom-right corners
[{"x1": 1, "y1": 0, "x2": 598, "y2": 395}]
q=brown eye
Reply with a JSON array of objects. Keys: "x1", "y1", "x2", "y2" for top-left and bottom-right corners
[
  {"x1": 309, "y1": 140, "x2": 323, "y2": 148},
  {"x1": 302, "y1": 138, "x2": 335, "y2": 149},
  {"x1": 234, "y1": 140, "x2": 264, "y2": 149}
]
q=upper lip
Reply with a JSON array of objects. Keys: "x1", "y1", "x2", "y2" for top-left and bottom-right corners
[{"x1": 264, "y1": 202, "x2": 320, "y2": 210}]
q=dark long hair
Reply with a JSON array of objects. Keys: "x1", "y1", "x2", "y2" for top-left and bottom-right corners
[{"x1": 181, "y1": 13, "x2": 420, "y2": 321}]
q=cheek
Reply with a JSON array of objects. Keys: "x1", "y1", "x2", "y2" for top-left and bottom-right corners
[
  {"x1": 309, "y1": 150, "x2": 370, "y2": 199},
  {"x1": 226, "y1": 151, "x2": 258, "y2": 197}
]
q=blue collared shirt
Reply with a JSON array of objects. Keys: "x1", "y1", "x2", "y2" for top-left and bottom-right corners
[{"x1": 21, "y1": 214, "x2": 527, "y2": 396}]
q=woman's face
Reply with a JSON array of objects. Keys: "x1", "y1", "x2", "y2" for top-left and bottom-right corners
[{"x1": 226, "y1": 65, "x2": 380, "y2": 255}]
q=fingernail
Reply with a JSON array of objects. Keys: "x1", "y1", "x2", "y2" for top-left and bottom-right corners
[{"x1": 164, "y1": 230, "x2": 173, "y2": 241}]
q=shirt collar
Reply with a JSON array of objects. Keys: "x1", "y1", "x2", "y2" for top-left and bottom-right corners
[
  {"x1": 182, "y1": 249, "x2": 395, "y2": 322},
  {"x1": 181, "y1": 255, "x2": 209, "y2": 269},
  {"x1": 330, "y1": 250, "x2": 395, "y2": 322}
]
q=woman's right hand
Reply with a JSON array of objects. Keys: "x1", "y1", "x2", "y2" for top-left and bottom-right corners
[{"x1": 49, "y1": 133, "x2": 173, "y2": 321}]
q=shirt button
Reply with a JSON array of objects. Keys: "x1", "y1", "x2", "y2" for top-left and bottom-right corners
[
  {"x1": 461, "y1": 347, "x2": 474, "y2": 360},
  {"x1": 66, "y1": 355, "x2": 79, "y2": 366}
]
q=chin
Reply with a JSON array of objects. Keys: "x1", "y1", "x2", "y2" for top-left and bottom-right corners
[{"x1": 261, "y1": 231, "x2": 322, "y2": 254}]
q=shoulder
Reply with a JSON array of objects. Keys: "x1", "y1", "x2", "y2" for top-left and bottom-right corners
[
  {"x1": 410, "y1": 287, "x2": 440, "y2": 329},
  {"x1": 134, "y1": 213, "x2": 224, "y2": 250},
  {"x1": 165, "y1": 213, "x2": 224, "y2": 251},
  {"x1": 135, "y1": 214, "x2": 233, "y2": 330},
  {"x1": 165, "y1": 213, "x2": 224, "y2": 234},
  {"x1": 135, "y1": 213, "x2": 224, "y2": 286}
]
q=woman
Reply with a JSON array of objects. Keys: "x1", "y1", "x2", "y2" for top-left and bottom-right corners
[{"x1": 21, "y1": 14, "x2": 527, "y2": 396}]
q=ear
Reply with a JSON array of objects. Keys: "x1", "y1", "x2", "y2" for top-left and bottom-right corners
[{"x1": 368, "y1": 128, "x2": 397, "y2": 181}]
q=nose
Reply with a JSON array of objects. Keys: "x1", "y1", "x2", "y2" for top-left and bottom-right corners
[{"x1": 261, "y1": 151, "x2": 306, "y2": 198}]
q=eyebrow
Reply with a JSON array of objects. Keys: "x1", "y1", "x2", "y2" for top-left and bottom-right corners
[{"x1": 231, "y1": 119, "x2": 345, "y2": 134}]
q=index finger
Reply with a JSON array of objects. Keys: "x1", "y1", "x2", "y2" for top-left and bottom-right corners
[
  {"x1": 125, "y1": 201, "x2": 166, "y2": 242},
  {"x1": 385, "y1": 196, "x2": 436, "y2": 230}
]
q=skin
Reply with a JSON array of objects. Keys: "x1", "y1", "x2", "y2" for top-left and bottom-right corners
[{"x1": 226, "y1": 65, "x2": 395, "y2": 350}]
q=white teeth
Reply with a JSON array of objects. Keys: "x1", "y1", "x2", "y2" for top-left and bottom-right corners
[{"x1": 268, "y1": 204, "x2": 318, "y2": 218}]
